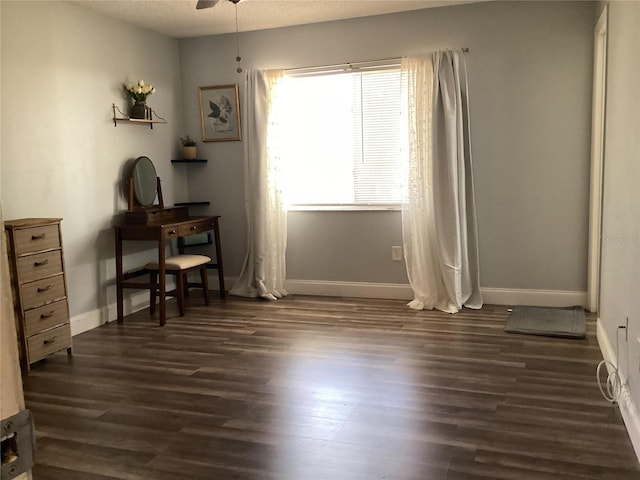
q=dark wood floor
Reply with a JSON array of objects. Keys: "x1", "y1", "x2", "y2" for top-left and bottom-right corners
[{"x1": 22, "y1": 294, "x2": 640, "y2": 479}]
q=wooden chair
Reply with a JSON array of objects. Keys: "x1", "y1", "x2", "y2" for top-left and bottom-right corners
[{"x1": 145, "y1": 254, "x2": 210, "y2": 317}]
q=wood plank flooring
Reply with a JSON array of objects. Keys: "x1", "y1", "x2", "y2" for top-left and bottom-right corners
[{"x1": 22, "y1": 295, "x2": 640, "y2": 479}]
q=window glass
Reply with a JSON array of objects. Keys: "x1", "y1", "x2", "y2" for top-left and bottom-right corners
[{"x1": 277, "y1": 69, "x2": 402, "y2": 207}]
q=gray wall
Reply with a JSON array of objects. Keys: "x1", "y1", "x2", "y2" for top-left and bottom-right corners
[
  {"x1": 0, "y1": 1, "x2": 597, "y2": 324},
  {"x1": 179, "y1": 0, "x2": 595, "y2": 291},
  {"x1": 599, "y1": 0, "x2": 640, "y2": 444},
  {"x1": 1, "y1": 1, "x2": 185, "y2": 320}
]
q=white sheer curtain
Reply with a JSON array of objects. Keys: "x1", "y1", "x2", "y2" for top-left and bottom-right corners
[
  {"x1": 230, "y1": 69, "x2": 289, "y2": 300},
  {"x1": 401, "y1": 50, "x2": 482, "y2": 313}
]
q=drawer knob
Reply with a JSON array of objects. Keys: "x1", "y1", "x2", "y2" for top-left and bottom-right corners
[
  {"x1": 43, "y1": 337, "x2": 57, "y2": 345},
  {"x1": 169, "y1": 230, "x2": 177, "y2": 235},
  {"x1": 40, "y1": 311, "x2": 55, "y2": 319},
  {"x1": 37, "y1": 285, "x2": 52, "y2": 293},
  {"x1": 34, "y1": 259, "x2": 49, "y2": 267},
  {"x1": 31, "y1": 233, "x2": 46, "y2": 240},
  {"x1": 191, "y1": 226, "x2": 197, "y2": 231}
]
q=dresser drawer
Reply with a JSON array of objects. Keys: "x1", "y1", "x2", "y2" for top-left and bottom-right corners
[
  {"x1": 5, "y1": 218, "x2": 71, "y2": 373},
  {"x1": 17, "y1": 250, "x2": 63, "y2": 283},
  {"x1": 24, "y1": 300, "x2": 69, "y2": 337},
  {"x1": 27, "y1": 324, "x2": 71, "y2": 363},
  {"x1": 14, "y1": 224, "x2": 61, "y2": 255},
  {"x1": 21, "y1": 275, "x2": 66, "y2": 310}
]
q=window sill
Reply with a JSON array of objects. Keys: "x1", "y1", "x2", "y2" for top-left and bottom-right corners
[{"x1": 287, "y1": 204, "x2": 401, "y2": 212}]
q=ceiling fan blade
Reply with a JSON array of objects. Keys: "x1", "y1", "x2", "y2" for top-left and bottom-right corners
[{"x1": 196, "y1": 0, "x2": 220, "y2": 10}]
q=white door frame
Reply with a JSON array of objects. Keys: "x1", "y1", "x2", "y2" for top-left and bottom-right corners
[{"x1": 587, "y1": 5, "x2": 608, "y2": 313}]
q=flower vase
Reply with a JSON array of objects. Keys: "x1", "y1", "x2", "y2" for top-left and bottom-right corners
[{"x1": 131, "y1": 101, "x2": 147, "y2": 119}]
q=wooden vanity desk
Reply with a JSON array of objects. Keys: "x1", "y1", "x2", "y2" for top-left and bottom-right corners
[{"x1": 114, "y1": 206, "x2": 224, "y2": 326}]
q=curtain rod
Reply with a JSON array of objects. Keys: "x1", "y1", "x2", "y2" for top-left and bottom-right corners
[{"x1": 285, "y1": 48, "x2": 469, "y2": 75}]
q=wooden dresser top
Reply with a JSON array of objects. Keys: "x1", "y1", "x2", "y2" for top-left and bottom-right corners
[{"x1": 4, "y1": 218, "x2": 62, "y2": 230}]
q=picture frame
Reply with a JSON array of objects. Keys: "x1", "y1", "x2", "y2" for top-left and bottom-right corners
[{"x1": 198, "y1": 84, "x2": 241, "y2": 142}]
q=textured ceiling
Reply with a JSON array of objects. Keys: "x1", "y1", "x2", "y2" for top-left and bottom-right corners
[{"x1": 69, "y1": 0, "x2": 483, "y2": 38}]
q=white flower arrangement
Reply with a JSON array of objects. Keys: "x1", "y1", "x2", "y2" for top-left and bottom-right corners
[{"x1": 124, "y1": 80, "x2": 156, "y2": 102}]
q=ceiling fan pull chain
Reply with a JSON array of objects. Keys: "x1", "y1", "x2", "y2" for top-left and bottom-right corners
[{"x1": 234, "y1": 1, "x2": 242, "y2": 73}]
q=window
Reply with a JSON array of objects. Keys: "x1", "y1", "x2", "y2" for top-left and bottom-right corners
[{"x1": 275, "y1": 66, "x2": 402, "y2": 208}]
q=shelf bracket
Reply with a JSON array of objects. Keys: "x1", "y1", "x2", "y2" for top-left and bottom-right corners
[{"x1": 112, "y1": 103, "x2": 167, "y2": 129}]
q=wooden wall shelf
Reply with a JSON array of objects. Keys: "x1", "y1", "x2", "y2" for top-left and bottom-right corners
[
  {"x1": 113, "y1": 118, "x2": 167, "y2": 129},
  {"x1": 112, "y1": 103, "x2": 166, "y2": 129}
]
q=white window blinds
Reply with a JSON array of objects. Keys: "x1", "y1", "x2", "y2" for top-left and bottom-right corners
[{"x1": 276, "y1": 66, "x2": 402, "y2": 206}]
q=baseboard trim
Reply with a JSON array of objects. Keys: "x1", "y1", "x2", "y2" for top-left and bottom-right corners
[
  {"x1": 70, "y1": 291, "x2": 151, "y2": 336},
  {"x1": 70, "y1": 276, "x2": 220, "y2": 336},
  {"x1": 284, "y1": 279, "x2": 413, "y2": 300},
  {"x1": 70, "y1": 280, "x2": 586, "y2": 334},
  {"x1": 284, "y1": 280, "x2": 586, "y2": 307},
  {"x1": 597, "y1": 319, "x2": 640, "y2": 463},
  {"x1": 481, "y1": 287, "x2": 587, "y2": 308}
]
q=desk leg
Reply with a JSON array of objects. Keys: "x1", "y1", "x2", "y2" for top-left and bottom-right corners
[
  {"x1": 158, "y1": 235, "x2": 167, "y2": 326},
  {"x1": 213, "y1": 217, "x2": 226, "y2": 298},
  {"x1": 115, "y1": 228, "x2": 124, "y2": 324}
]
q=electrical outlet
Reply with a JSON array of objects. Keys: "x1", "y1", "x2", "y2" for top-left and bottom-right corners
[{"x1": 391, "y1": 246, "x2": 403, "y2": 262}]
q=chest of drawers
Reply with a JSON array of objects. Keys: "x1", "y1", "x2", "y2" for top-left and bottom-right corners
[{"x1": 4, "y1": 218, "x2": 72, "y2": 372}]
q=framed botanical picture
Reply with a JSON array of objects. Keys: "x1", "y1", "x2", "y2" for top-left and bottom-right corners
[{"x1": 198, "y1": 84, "x2": 241, "y2": 142}]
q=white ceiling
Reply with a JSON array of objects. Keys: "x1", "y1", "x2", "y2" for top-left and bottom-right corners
[{"x1": 69, "y1": 0, "x2": 483, "y2": 38}]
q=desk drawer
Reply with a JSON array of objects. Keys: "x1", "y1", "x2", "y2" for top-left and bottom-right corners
[
  {"x1": 14, "y1": 224, "x2": 61, "y2": 255},
  {"x1": 27, "y1": 324, "x2": 71, "y2": 363},
  {"x1": 163, "y1": 218, "x2": 216, "y2": 239},
  {"x1": 178, "y1": 218, "x2": 215, "y2": 237},
  {"x1": 178, "y1": 222, "x2": 207, "y2": 237},
  {"x1": 17, "y1": 250, "x2": 63, "y2": 283},
  {"x1": 24, "y1": 300, "x2": 69, "y2": 337},
  {"x1": 21, "y1": 275, "x2": 66, "y2": 310}
]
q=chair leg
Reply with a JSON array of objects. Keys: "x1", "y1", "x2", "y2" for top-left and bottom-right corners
[
  {"x1": 200, "y1": 265, "x2": 209, "y2": 305},
  {"x1": 149, "y1": 272, "x2": 157, "y2": 315},
  {"x1": 184, "y1": 271, "x2": 190, "y2": 298},
  {"x1": 176, "y1": 272, "x2": 186, "y2": 317}
]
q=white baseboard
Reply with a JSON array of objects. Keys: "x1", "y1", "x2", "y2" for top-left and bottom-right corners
[
  {"x1": 481, "y1": 287, "x2": 586, "y2": 308},
  {"x1": 284, "y1": 279, "x2": 413, "y2": 299},
  {"x1": 70, "y1": 275, "x2": 219, "y2": 336},
  {"x1": 70, "y1": 291, "x2": 151, "y2": 336},
  {"x1": 284, "y1": 280, "x2": 586, "y2": 307},
  {"x1": 597, "y1": 319, "x2": 640, "y2": 463},
  {"x1": 69, "y1": 280, "x2": 586, "y2": 334}
]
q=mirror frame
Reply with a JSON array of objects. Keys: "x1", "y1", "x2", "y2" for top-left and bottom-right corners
[{"x1": 130, "y1": 156, "x2": 158, "y2": 208}]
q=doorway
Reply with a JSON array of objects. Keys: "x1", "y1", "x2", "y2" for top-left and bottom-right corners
[{"x1": 587, "y1": 5, "x2": 608, "y2": 313}]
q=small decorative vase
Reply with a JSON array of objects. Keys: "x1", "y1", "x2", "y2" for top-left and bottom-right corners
[
  {"x1": 183, "y1": 146, "x2": 197, "y2": 160},
  {"x1": 130, "y1": 101, "x2": 147, "y2": 119}
]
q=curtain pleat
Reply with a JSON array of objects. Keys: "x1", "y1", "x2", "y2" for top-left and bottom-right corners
[
  {"x1": 230, "y1": 69, "x2": 289, "y2": 300},
  {"x1": 401, "y1": 50, "x2": 482, "y2": 313}
]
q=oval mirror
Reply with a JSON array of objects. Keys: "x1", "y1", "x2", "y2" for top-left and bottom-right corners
[{"x1": 131, "y1": 156, "x2": 157, "y2": 206}]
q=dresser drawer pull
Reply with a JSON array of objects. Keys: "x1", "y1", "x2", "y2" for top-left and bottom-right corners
[
  {"x1": 31, "y1": 233, "x2": 46, "y2": 240},
  {"x1": 43, "y1": 337, "x2": 57, "y2": 345},
  {"x1": 34, "y1": 259, "x2": 49, "y2": 267},
  {"x1": 40, "y1": 311, "x2": 55, "y2": 319},
  {"x1": 168, "y1": 230, "x2": 177, "y2": 235},
  {"x1": 37, "y1": 285, "x2": 52, "y2": 293},
  {"x1": 191, "y1": 226, "x2": 198, "y2": 231}
]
